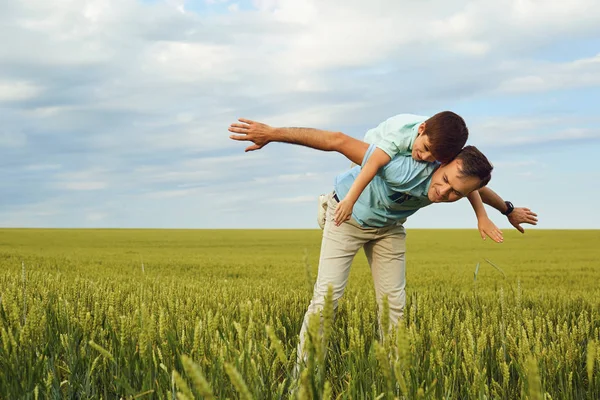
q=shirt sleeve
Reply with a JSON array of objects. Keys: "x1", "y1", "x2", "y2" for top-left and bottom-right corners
[
  {"x1": 361, "y1": 144, "x2": 378, "y2": 167},
  {"x1": 365, "y1": 115, "x2": 418, "y2": 159}
]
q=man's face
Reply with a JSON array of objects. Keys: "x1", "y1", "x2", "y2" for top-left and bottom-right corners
[{"x1": 428, "y1": 160, "x2": 481, "y2": 203}]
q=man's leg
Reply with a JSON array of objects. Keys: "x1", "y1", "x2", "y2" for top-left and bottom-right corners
[
  {"x1": 363, "y1": 224, "x2": 407, "y2": 337},
  {"x1": 297, "y1": 193, "x2": 370, "y2": 367}
]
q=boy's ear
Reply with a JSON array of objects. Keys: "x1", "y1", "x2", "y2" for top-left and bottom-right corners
[{"x1": 418, "y1": 122, "x2": 426, "y2": 135}]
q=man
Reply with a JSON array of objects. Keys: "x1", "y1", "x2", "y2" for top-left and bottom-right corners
[{"x1": 228, "y1": 117, "x2": 538, "y2": 365}]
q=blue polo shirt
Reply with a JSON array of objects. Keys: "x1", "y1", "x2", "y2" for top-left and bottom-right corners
[{"x1": 334, "y1": 144, "x2": 438, "y2": 227}]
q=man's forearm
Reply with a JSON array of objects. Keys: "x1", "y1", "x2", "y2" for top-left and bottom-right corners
[
  {"x1": 272, "y1": 127, "x2": 343, "y2": 151},
  {"x1": 479, "y1": 187, "x2": 508, "y2": 214},
  {"x1": 271, "y1": 127, "x2": 369, "y2": 165}
]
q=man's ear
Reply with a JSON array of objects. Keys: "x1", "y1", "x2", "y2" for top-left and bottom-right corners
[{"x1": 417, "y1": 122, "x2": 426, "y2": 136}]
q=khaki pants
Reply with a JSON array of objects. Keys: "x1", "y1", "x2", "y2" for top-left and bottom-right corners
[{"x1": 297, "y1": 192, "x2": 407, "y2": 365}]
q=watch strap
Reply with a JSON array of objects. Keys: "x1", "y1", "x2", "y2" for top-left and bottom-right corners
[{"x1": 502, "y1": 201, "x2": 514, "y2": 216}]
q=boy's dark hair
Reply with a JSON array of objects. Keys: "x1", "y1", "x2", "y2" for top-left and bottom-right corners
[
  {"x1": 424, "y1": 111, "x2": 469, "y2": 163},
  {"x1": 455, "y1": 145, "x2": 493, "y2": 188}
]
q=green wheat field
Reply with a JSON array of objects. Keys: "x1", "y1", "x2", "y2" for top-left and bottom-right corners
[{"x1": 0, "y1": 228, "x2": 599, "y2": 399}]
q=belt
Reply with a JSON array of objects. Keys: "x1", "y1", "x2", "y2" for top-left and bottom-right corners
[{"x1": 333, "y1": 192, "x2": 340, "y2": 202}]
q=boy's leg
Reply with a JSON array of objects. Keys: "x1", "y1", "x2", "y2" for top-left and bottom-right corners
[
  {"x1": 317, "y1": 194, "x2": 328, "y2": 229},
  {"x1": 363, "y1": 224, "x2": 407, "y2": 337},
  {"x1": 297, "y1": 193, "x2": 371, "y2": 367}
]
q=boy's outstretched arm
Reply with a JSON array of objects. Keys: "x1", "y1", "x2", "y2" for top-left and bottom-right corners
[
  {"x1": 228, "y1": 118, "x2": 369, "y2": 165},
  {"x1": 478, "y1": 187, "x2": 539, "y2": 233},
  {"x1": 334, "y1": 148, "x2": 391, "y2": 226},
  {"x1": 467, "y1": 190, "x2": 504, "y2": 243}
]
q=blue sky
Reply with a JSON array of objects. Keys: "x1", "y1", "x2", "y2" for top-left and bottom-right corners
[{"x1": 0, "y1": 0, "x2": 599, "y2": 229}]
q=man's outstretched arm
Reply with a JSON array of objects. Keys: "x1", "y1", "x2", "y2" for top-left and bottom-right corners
[
  {"x1": 479, "y1": 187, "x2": 539, "y2": 233},
  {"x1": 228, "y1": 118, "x2": 369, "y2": 165}
]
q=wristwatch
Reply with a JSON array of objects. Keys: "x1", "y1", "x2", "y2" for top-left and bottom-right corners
[{"x1": 502, "y1": 201, "x2": 514, "y2": 216}]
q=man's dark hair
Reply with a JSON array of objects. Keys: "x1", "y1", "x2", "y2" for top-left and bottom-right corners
[
  {"x1": 424, "y1": 111, "x2": 469, "y2": 163},
  {"x1": 455, "y1": 145, "x2": 493, "y2": 188}
]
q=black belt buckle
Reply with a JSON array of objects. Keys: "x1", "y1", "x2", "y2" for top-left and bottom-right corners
[{"x1": 333, "y1": 192, "x2": 340, "y2": 202}]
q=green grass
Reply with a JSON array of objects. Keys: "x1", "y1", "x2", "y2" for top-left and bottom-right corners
[{"x1": 0, "y1": 228, "x2": 599, "y2": 399}]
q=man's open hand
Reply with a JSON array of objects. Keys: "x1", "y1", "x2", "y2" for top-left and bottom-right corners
[
  {"x1": 508, "y1": 207, "x2": 538, "y2": 233},
  {"x1": 229, "y1": 118, "x2": 274, "y2": 152}
]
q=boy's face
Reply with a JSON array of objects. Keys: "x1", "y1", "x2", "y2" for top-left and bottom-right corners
[{"x1": 412, "y1": 132, "x2": 435, "y2": 162}]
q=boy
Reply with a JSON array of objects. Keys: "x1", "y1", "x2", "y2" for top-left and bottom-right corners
[{"x1": 319, "y1": 111, "x2": 504, "y2": 242}]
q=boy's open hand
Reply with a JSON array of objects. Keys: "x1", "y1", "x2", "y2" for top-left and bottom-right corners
[
  {"x1": 334, "y1": 199, "x2": 354, "y2": 226},
  {"x1": 229, "y1": 118, "x2": 274, "y2": 152},
  {"x1": 477, "y1": 217, "x2": 504, "y2": 243},
  {"x1": 478, "y1": 216, "x2": 504, "y2": 243}
]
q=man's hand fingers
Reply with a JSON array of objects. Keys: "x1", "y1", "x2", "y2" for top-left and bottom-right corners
[
  {"x1": 229, "y1": 124, "x2": 249, "y2": 130},
  {"x1": 515, "y1": 224, "x2": 525, "y2": 233},
  {"x1": 245, "y1": 144, "x2": 262, "y2": 152},
  {"x1": 228, "y1": 127, "x2": 249, "y2": 134},
  {"x1": 238, "y1": 118, "x2": 254, "y2": 124},
  {"x1": 229, "y1": 134, "x2": 249, "y2": 141}
]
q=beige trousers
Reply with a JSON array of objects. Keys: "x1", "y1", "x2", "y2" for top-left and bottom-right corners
[{"x1": 297, "y1": 192, "x2": 407, "y2": 364}]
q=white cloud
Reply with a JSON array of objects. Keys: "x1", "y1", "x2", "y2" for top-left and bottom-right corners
[
  {"x1": 144, "y1": 41, "x2": 236, "y2": 83},
  {"x1": 0, "y1": 198, "x2": 66, "y2": 227},
  {"x1": 60, "y1": 181, "x2": 108, "y2": 191},
  {"x1": 0, "y1": 130, "x2": 27, "y2": 147},
  {"x1": 253, "y1": 172, "x2": 318, "y2": 184},
  {"x1": 258, "y1": 102, "x2": 367, "y2": 128},
  {"x1": 505, "y1": 128, "x2": 600, "y2": 145},
  {"x1": 265, "y1": 195, "x2": 317, "y2": 204},
  {"x1": 492, "y1": 160, "x2": 538, "y2": 168},
  {"x1": 149, "y1": 170, "x2": 212, "y2": 184},
  {"x1": 472, "y1": 116, "x2": 561, "y2": 133},
  {"x1": 144, "y1": 188, "x2": 198, "y2": 199},
  {"x1": 0, "y1": 81, "x2": 42, "y2": 102},
  {"x1": 498, "y1": 54, "x2": 600, "y2": 93},
  {"x1": 25, "y1": 164, "x2": 62, "y2": 171},
  {"x1": 53, "y1": 169, "x2": 111, "y2": 191},
  {"x1": 86, "y1": 212, "x2": 108, "y2": 221},
  {"x1": 470, "y1": 115, "x2": 600, "y2": 148}
]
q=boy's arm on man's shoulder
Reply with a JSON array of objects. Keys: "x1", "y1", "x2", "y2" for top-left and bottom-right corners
[{"x1": 344, "y1": 149, "x2": 391, "y2": 201}]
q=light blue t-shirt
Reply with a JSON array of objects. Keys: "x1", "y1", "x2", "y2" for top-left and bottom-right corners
[
  {"x1": 334, "y1": 144, "x2": 438, "y2": 227},
  {"x1": 363, "y1": 114, "x2": 429, "y2": 159}
]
